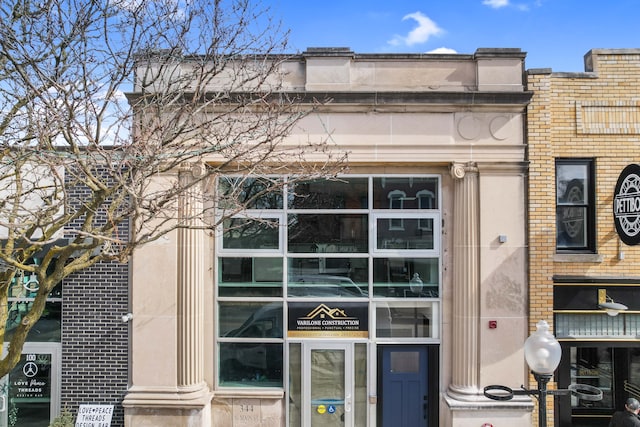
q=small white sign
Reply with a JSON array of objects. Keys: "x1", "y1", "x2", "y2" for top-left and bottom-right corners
[{"x1": 75, "y1": 404, "x2": 114, "y2": 427}]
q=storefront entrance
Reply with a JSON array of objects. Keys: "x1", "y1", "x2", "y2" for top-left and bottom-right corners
[
  {"x1": 379, "y1": 345, "x2": 428, "y2": 426},
  {"x1": 289, "y1": 341, "x2": 367, "y2": 427},
  {"x1": 306, "y1": 342, "x2": 353, "y2": 426},
  {"x1": 557, "y1": 343, "x2": 640, "y2": 426},
  {"x1": 0, "y1": 343, "x2": 60, "y2": 427}
]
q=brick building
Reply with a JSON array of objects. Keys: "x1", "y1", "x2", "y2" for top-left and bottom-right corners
[
  {"x1": 0, "y1": 173, "x2": 129, "y2": 427},
  {"x1": 527, "y1": 49, "x2": 640, "y2": 426}
]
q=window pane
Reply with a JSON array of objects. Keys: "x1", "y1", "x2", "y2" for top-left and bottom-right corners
[
  {"x1": 373, "y1": 258, "x2": 438, "y2": 297},
  {"x1": 377, "y1": 218, "x2": 434, "y2": 250},
  {"x1": 5, "y1": 302, "x2": 61, "y2": 342},
  {"x1": 288, "y1": 214, "x2": 367, "y2": 253},
  {"x1": 557, "y1": 206, "x2": 587, "y2": 248},
  {"x1": 7, "y1": 352, "x2": 52, "y2": 424},
  {"x1": 289, "y1": 343, "x2": 302, "y2": 426},
  {"x1": 376, "y1": 302, "x2": 435, "y2": 338},
  {"x1": 354, "y1": 343, "x2": 367, "y2": 427},
  {"x1": 218, "y1": 177, "x2": 283, "y2": 209},
  {"x1": 390, "y1": 351, "x2": 419, "y2": 373},
  {"x1": 569, "y1": 347, "x2": 613, "y2": 410},
  {"x1": 219, "y1": 302, "x2": 283, "y2": 338},
  {"x1": 287, "y1": 258, "x2": 368, "y2": 298},
  {"x1": 556, "y1": 160, "x2": 593, "y2": 250},
  {"x1": 223, "y1": 218, "x2": 279, "y2": 250},
  {"x1": 373, "y1": 177, "x2": 439, "y2": 209},
  {"x1": 557, "y1": 165, "x2": 588, "y2": 204},
  {"x1": 288, "y1": 178, "x2": 368, "y2": 209},
  {"x1": 218, "y1": 257, "x2": 282, "y2": 297},
  {"x1": 219, "y1": 342, "x2": 283, "y2": 387}
]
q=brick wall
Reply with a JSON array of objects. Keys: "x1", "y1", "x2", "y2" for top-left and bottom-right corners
[
  {"x1": 61, "y1": 167, "x2": 130, "y2": 426},
  {"x1": 528, "y1": 50, "x2": 640, "y2": 327},
  {"x1": 527, "y1": 49, "x2": 640, "y2": 426},
  {"x1": 62, "y1": 262, "x2": 129, "y2": 426}
]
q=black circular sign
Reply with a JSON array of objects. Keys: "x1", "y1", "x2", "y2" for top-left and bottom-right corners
[{"x1": 614, "y1": 164, "x2": 640, "y2": 246}]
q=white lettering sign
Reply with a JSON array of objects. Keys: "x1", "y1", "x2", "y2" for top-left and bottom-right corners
[{"x1": 75, "y1": 405, "x2": 114, "y2": 427}]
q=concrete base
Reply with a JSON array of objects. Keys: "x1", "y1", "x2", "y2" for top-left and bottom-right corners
[
  {"x1": 210, "y1": 394, "x2": 285, "y2": 427},
  {"x1": 123, "y1": 383, "x2": 212, "y2": 427},
  {"x1": 444, "y1": 392, "x2": 534, "y2": 427}
]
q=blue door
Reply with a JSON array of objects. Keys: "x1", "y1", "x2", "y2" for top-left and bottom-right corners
[{"x1": 380, "y1": 345, "x2": 429, "y2": 427}]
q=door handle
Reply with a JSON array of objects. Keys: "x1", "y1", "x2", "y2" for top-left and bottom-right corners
[
  {"x1": 0, "y1": 395, "x2": 5, "y2": 412},
  {"x1": 423, "y1": 395, "x2": 428, "y2": 420},
  {"x1": 345, "y1": 394, "x2": 352, "y2": 413}
]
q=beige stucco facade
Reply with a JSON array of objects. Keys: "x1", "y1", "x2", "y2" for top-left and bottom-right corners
[{"x1": 123, "y1": 48, "x2": 533, "y2": 426}]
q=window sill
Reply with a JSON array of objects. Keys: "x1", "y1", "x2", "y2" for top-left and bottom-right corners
[
  {"x1": 213, "y1": 388, "x2": 284, "y2": 399},
  {"x1": 554, "y1": 253, "x2": 603, "y2": 263}
]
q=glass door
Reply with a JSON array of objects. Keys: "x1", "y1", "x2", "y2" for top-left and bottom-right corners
[
  {"x1": 303, "y1": 342, "x2": 354, "y2": 427},
  {"x1": 0, "y1": 343, "x2": 60, "y2": 427}
]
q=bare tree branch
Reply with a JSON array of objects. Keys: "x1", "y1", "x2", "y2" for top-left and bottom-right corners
[{"x1": 0, "y1": 0, "x2": 346, "y2": 377}]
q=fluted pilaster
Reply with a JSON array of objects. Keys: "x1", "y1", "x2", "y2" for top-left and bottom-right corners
[
  {"x1": 448, "y1": 162, "x2": 480, "y2": 398},
  {"x1": 177, "y1": 162, "x2": 206, "y2": 392}
]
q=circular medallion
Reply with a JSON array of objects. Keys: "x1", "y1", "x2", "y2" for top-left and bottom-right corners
[
  {"x1": 457, "y1": 115, "x2": 481, "y2": 140},
  {"x1": 614, "y1": 164, "x2": 640, "y2": 246}
]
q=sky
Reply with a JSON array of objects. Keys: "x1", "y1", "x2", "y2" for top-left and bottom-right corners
[{"x1": 269, "y1": 0, "x2": 640, "y2": 72}]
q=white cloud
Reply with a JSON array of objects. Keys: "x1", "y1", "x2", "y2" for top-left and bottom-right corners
[
  {"x1": 428, "y1": 47, "x2": 457, "y2": 54},
  {"x1": 483, "y1": 0, "x2": 510, "y2": 8},
  {"x1": 388, "y1": 12, "x2": 443, "y2": 47}
]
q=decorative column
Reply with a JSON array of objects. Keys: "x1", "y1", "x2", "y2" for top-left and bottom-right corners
[
  {"x1": 448, "y1": 162, "x2": 481, "y2": 399},
  {"x1": 177, "y1": 162, "x2": 209, "y2": 399}
]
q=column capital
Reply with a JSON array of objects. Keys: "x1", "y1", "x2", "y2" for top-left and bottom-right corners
[
  {"x1": 450, "y1": 162, "x2": 479, "y2": 180},
  {"x1": 179, "y1": 161, "x2": 207, "y2": 180}
]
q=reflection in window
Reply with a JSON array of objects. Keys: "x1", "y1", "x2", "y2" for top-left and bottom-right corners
[
  {"x1": 354, "y1": 343, "x2": 367, "y2": 427},
  {"x1": 377, "y1": 218, "x2": 434, "y2": 250},
  {"x1": 222, "y1": 217, "x2": 279, "y2": 250},
  {"x1": 288, "y1": 178, "x2": 368, "y2": 209},
  {"x1": 6, "y1": 274, "x2": 61, "y2": 343},
  {"x1": 373, "y1": 177, "x2": 439, "y2": 209},
  {"x1": 218, "y1": 177, "x2": 283, "y2": 210},
  {"x1": 215, "y1": 175, "x2": 443, "y2": 388},
  {"x1": 388, "y1": 190, "x2": 405, "y2": 230},
  {"x1": 288, "y1": 214, "x2": 368, "y2": 253},
  {"x1": 219, "y1": 342, "x2": 283, "y2": 387},
  {"x1": 218, "y1": 302, "x2": 283, "y2": 387},
  {"x1": 556, "y1": 160, "x2": 594, "y2": 251},
  {"x1": 288, "y1": 343, "x2": 302, "y2": 426},
  {"x1": 5, "y1": 301, "x2": 61, "y2": 342},
  {"x1": 376, "y1": 302, "x2": 436, "y2": 338},
  {"x1": 287, "y1": 256, "x2": 368, "y2": 297},
  {"x1": 373, "y1": 258, "x2": 438, "y2": 298},
  {"x1": 417, "y1": 190, "x2": 435, "y2": 210},
  {"x1": 218, "y1": 257, "x2": 282, "y2": 297},
  {"x1": 218, "y1": 302, "x2": 283, "y2": 338},
  {"x1": 569, "y1": 347, "x2": 612, "y2": 410}
]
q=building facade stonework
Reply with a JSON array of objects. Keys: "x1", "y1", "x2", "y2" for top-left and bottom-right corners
[
  {"x1": 124, "y1": 48, "x2": 532, "y2": 427},
  {"x1": 527, "y1": 49, "x2": 640, "y2": 426}
]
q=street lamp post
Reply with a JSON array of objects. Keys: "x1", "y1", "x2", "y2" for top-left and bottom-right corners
[{"x1": 484, "y1": 320, "x2": 602, "y2": 427}]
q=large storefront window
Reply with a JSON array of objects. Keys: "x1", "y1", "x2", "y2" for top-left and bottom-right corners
[
  {"x1": 218, "y1": 302, "x2": 283, "y2": 387},
  {"x1": 215, "y1": 175, "x2": 441, "y2": 389}
]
